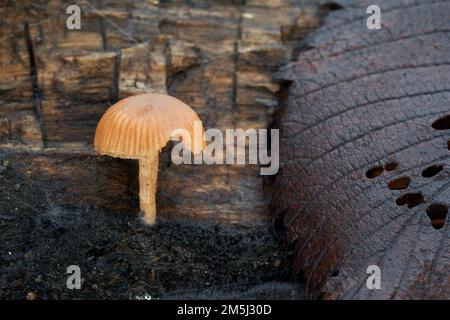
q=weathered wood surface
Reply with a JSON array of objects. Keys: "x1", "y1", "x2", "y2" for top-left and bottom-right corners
[
  {"x1": 0, "y1": 0, "x2": 321, "y2": 226},
  {"x1": 274, "y1": 0, "x2": 450, "y2": 299}
]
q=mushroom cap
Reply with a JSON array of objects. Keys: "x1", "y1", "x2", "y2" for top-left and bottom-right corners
[{"x1": 94, "y1": 93, "x2": 204, "y2": 159}]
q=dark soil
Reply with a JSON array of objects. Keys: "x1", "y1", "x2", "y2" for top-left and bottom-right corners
[{"x1": 0, "y1": 161, "x2": 303, "y2": 300}]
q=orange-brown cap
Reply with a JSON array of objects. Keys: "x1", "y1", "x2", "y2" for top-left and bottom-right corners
[{"x1": 94, "y1": 94, "x2": 204, "y2": 159}]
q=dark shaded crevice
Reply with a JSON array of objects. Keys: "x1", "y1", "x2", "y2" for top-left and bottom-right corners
[
  {"x1": 388, "y1": 176, "x2": 411, "y2": 190},
  {"x1": 320, "y1": 2, "x2": 343, "y2": 12},
  {"x1": 164, "y1": 42, "x2": 203, "y2": 92},
  {"x1": 99, "y1": 19, "x2": 108, "y2": 51},
  {"x1": 365, "y1": 165, "x2": 384, "y2": 179},
  {"x1": 384, "y1": 161, "x2": 399, "y2": 171},
  {"x1": 315, "y1": 1, "x2": 344, "y2": 31},
  {"x1": 330, "y1": 269, "x2": 339, "y2": 277},
  {"x1": 426, "y1": 203, "x2": 448, "y2": 230},
  {"x1": 164, "y1": 41, "x2": 174, "y2": 90},
  {"x1": 271, "y1": 208, "x2": 285, "y2": 242},
  {"x1": 23, "y1": 21, "x2": 47, "y2": 147},
  {"x1": 94, "y1": 0, "x2": 108, "y2": 51},
  {"x1": 422, "y1": 164, "x2": 444, "y2": 178},
  {"x1": 292, "y1": 43, "x2": 316, "y2": 61},
  {"x1": 111, "y1": 50, "x2": 121, "y2": 104},
  {"x1": 395, "y1": 192, "x2": 424, "y2": 208},
  {"x1": 431, "y1": 114, "x2": 450, "y2": 130}
]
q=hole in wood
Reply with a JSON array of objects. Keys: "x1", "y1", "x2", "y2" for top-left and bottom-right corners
[
  {"x1": 366, "y1": 166, "x2": 384, "y2": 179},
  {"x1": 330, "y1": 270, "x2": 340, "y2": 277},
  {"x1": 384, "y1": 161, "x2": 399, "y2": 171},
  {"x1": 388, "y1": 176, "x2": 410, "y2": 190},
  {"x1": 431, "y1": 115, "x2": 450, "y2": 130},
  {"x1": 421, "y1": 164, "x2": 443, "y2": 178},
  {"x1": 321, "y1": 2, "x2": 343, "y2": 11},
  {"x1": 395, "y1": 192, "x2": 424, "y2": 208},
  {"x1": 426, "y1": 203, "x2": 448, "y2": 230}
]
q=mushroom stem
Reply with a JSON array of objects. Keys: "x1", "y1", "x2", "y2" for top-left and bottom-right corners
[{"x1": 139, "y1": 154, "x2": 159, "y2": 224}]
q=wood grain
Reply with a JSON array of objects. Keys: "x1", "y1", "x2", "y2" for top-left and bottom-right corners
[{"x1": 0, "y1": 0, "x2": 321, "y2": 226}]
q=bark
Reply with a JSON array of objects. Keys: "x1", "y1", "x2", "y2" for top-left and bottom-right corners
[{"x1": 0, "y1": 1, "x2": 321, "y2": 226}]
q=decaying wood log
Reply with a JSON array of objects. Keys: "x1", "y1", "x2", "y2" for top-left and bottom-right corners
[
  {"x1": 0, "y1": 0, "x2": 321, "y2": 226},
  {"x1": 274, "y1": 0, "x2": 450, "y2": 299}
]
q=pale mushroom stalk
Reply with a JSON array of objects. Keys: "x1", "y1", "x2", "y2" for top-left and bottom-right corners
[{"x1": 139, "y1": 154, "x2": 159, "y2": 224}]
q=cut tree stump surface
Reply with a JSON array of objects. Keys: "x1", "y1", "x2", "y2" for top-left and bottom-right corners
[{"x1": 0, "y1": 0, "x2": 321, "y2": 226}]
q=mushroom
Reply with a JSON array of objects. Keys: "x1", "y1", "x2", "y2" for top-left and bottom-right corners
[{"x1": 94, "y1": 93, "x2": 204, "y2": 224}]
